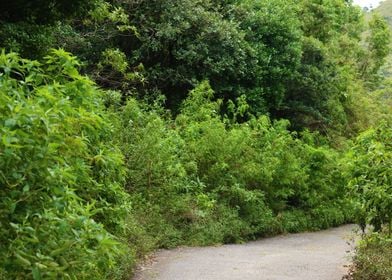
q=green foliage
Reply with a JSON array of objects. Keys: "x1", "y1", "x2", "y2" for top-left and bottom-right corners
[
  {"x1": 1, "y1": 0, "x2": 391, "y2": 277},
  {"x1": 348, "y1": 121, "x2": 392, "y2": 232},
  {"x1": 279, "y1": 0, "x2": 365, "y2": 132},
  {"x1": 374, "y1": 0, "x2": 392, "y2": 25},
  {"x1": 369, "y1": 14, "x2": 391, "y2": 69},
  {"x1": 117, "y1": 0, "x2": 254, "y2": 108},
  {"x1": 0, "y1": 23, "x2": 57, "y2": 58},
  {"x1": 227, "y1": 0, "x2": 303, "y2": 112},
  {"x1": 0, "y1": 50, "x2": 134, "y2": 279},
  {"x1": 93, "y1": 48, "x2": 145, "y2": 91},
  {"x1": 0, "y1": 0, "x2": 100, "y2": 58},
  {"x1": 0, "y1": 0, "x2": 97, "y2": 24},
  {"x1": 2, "y1": 0, "x2": 389, "y2": 135},
  {"x1": 352, "y1": 233, "x2": 392, "y2": 280},
  {"x1": 115, "y1": 81, "x2": 353, "y2": 251},
  {"x1": 360, "y1": 13, "x2": 391, "y2": 85}
]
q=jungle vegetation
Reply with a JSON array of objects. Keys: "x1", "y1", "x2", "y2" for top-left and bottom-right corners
[{"x1": 0, "y1": 0, "x2": 391, "y2": 279}]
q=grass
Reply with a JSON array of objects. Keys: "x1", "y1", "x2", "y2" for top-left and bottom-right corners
[{"x1": 352, "y1": 233, "x2": 392, "y2": 280}]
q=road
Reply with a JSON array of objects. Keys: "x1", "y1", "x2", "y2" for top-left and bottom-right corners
[{"x1": 133, "y1": 224, "x2": 357, "y2": 280}]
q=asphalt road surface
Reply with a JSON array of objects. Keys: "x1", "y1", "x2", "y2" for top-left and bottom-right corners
[{"x1": 133, "y1": 224, "x2": 358, "y2": 280}]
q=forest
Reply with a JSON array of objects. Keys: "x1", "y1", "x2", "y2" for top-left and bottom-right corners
[{"x1": 0, "y1": 0, "x2": 391, "y2": 279}]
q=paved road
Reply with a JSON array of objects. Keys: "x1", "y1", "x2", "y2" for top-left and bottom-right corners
[{"x1": 133, "y1": 224, "x2": 357, "y2": 280}]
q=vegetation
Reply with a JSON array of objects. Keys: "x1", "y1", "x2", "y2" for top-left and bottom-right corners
[
  {"x1": 0, "y1": 0, "x2": 391, "y2": 279},
  {"x1": 352, "y1": 233, "x2": 392, "y2": 280},
  {"x1": 344, "y1": 2, "x2": 392, "y2": 279},
  {"x1": 117, "y1": 81, "x2": 355, "y2": 246},
  {"x1": 348, "y1": 106, "x2": 392, "y2": 280},
  {"x1": 374, "y1": 0, "x2": 392, "y2": 26},
  {"x1": 0, "y1": 50, "x2": 135, "y2": 279}
]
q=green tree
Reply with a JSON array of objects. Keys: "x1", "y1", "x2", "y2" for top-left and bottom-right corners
[
  {"x1": 0, "y1": 0, "x2": 99, "y2": 58},
  {"x1": 277, "y1": 0, "x2": 364, "y2": 132},
  {"x1": 0, "y1": 0, "x2": 97, "y2": 23},
  {"x1": 360, "y1": 13, "x2": 391, "y2": 85}
]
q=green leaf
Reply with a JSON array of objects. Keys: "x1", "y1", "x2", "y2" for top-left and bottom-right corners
[{"x1": 32, "y1": 267, "x2": 42, "y2": 280}]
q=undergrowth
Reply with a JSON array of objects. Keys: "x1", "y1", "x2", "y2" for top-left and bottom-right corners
[{"x1": 1, "y1": 51, "x2": 356, "y2": 279}]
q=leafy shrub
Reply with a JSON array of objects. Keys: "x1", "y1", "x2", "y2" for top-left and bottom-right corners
[
  {"x1": 0, "y1": 23, "x2": 57, "y2": 58},
  {"x1": 347, "y1": 121, "x2": 392, "y2": 280},
  {"x1": 348, "y1": 121, "x2": 392, "y2": 232},
  {"x1": 0, "y1": 50, "x2": 134, "y2": 279},
  {"x1": 352, "y1": 233, "x2": 392, "y2": 280},
  {"x1": 0, "y1": 50, "x2": 356, "y2": 278},
  {"x1": 116, "y1": 81, "x2": 353, "y2": 250}
]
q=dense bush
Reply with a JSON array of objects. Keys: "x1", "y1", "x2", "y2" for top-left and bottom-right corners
[
  {"x1": 114, "y1": 81, "x2": 354, "y2": 249},
  {"x1": 3, "y1": 0, "x2": 388, "y2": 134},
  {"x1": 352, "y1": 233, "x2": 392, "y2": 280},
  {"x1": 0, "y1": 50, "x2": 135, "y2": 279},
  {"x1": 348, "y1": 121, "x2": 392, "y2": 232},
  {"x1": 347, "y1": 119, "x2": 392, "y2": 279},
  {"x1": 0, "y1": 44, "x2": 387, "y2": 278}
]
